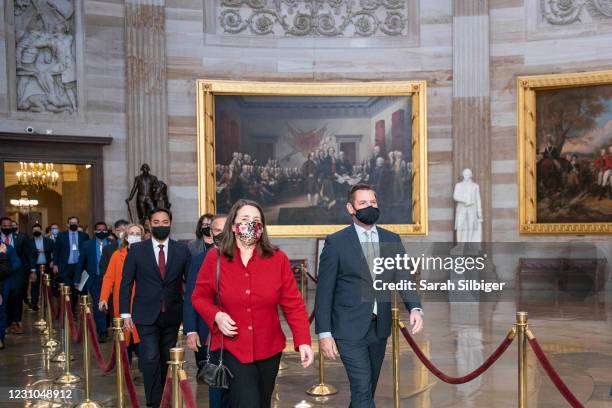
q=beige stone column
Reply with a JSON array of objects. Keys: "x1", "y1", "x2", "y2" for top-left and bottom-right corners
[
  {"x1": 452, "y1": 0, "x2": 491, "y2": 242},
  {"x1": 125, "y1": 0, "x2": 168, "y2": 182}
]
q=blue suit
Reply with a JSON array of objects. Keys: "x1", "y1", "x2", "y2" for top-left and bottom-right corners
[
  {"x1": 0, "y1": 246, "x2": 22, "y2": 341},
  {"x1": 184, "y1": 247, "x2": 227, "y2": 408},
  {"x1": 75, "y1": 238, "x2": 109, "y2": 335},
  {"x1": 53, "y1": 230, "x2": 89, "y2": 284}
]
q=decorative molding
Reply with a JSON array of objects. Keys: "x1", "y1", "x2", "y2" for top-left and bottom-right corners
[
  {"x1": 540, "y1": 0, "x2": 612, "y2": 25},
  {"x1": 13, "y1": 0, "x2": 79, "y2": 114},
  {"x1": 217, "y1": 0, "x2": 410, "y2": 37}
]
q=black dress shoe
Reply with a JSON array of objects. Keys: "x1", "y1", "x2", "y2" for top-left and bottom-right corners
[
  {"x1": 98, "y1": 332, "x2": 108, "y2": 343},
  {"x1": 31, "y1": 304, "x2": 39, "y2": 311}
]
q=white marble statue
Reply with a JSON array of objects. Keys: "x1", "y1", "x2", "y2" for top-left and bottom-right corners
[{"x1": 453, "y1": 168, "x2": 483, "y2": 243}]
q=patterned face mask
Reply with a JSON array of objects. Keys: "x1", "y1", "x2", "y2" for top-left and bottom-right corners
[{"x1": 233, "y1": 221, "x2": 263, "y2": 246}]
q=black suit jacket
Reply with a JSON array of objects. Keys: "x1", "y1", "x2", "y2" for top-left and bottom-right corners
[
  {"x1": 99, "y1": 240, "x2": 118, "y2": 277},
  {"x1": 119, "y1": 239, "x2": 191, "y2": 326},
  {"x1": 30, "y1": 236, "x2": 54, "y2": 270},
  {"x1": 13, "y1": 233, "x2": 34, "y2": 274},
  {"x1": 315, "y1": 224, "x2": 421, "y2": 341}
]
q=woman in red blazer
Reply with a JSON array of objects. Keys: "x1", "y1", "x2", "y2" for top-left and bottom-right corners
[{"x1": 192, "y1": 199, "x2": 313, "y2": 408}]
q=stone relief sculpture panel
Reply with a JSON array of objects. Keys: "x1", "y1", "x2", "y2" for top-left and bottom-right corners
[
  {"x1": 541, "y1": 0, "x2": 612, "y2": 25},
  {"x1": 217, "y1": 0, "x2": 410, "y2": 37},
  {"x1": 14, "y1": 0, "x2": 78, "y2": 113}
]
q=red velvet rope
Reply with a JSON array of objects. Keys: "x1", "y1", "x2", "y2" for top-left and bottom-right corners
[
  {"x1": 528, "y1": 337, "x2": 585, "y2": 408},
  {"x1": 400, "y1": 326, "x2": 514, "y2": 384},
  {"x1": 179, "y1": 377, "x2": 197, "y2": 408},
  {"x1": 86, "y1": 313, "x2": 116, "y2": 373},
  {"x1": 308, "y1": 310, "x2": 315, "y2": 325},
  {"x1": 160, "y1": 376, "x2": 172, "y2": 408},
  {"x1": 119, "y1": 340, "x2": 141, "y2": 408},
  {"x1": 64, "y1": 299, "x2": 82, "y2": 343},
  {"x1": 48, "y1": 285, "x2": 60, "y2": 321}
]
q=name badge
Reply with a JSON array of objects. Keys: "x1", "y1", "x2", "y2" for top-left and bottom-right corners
[{"x1": 72, "y1": 244, "x2": 77, "y2": 251}]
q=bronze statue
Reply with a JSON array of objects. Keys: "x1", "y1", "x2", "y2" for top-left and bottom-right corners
[{"x1": 126, "y1": 163, "x2": 170, "y2": 223}]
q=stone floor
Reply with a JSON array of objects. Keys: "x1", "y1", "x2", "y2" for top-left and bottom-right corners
[{"x1": 0, "y1": 293, "x2": 611, "y2": 407}]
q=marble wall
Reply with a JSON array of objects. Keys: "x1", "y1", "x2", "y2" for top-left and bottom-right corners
[{"x1": 1, "y1": 0, "x2": 611, "y2": 259}]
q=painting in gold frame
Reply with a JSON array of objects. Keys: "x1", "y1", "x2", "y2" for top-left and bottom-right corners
[
  {"x1": 196, "y1": 80, "x2": 428, "y2": 237},
  {"x1": 517, "y1": 70, "x2": 612, "y2": 234}
]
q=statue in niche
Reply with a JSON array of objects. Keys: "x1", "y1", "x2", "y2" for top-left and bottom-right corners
[
  {"x1": 453, "y1": 168, "x2": 483, "y2": 243},
  {"x1": 126, "y1": 164, "x2": 172, "y2": 223},
  {"x1": 14, "y1": 0, "x2": 78, "y2": 113}
]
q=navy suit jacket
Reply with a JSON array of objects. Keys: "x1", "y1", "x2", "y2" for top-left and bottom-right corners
[
  {"x1": 12, "y1": 233, "x2": 33, "y2": 274},
  {"x1": 30, "y1": 236, "x2": 54, "y2": 270},
  {"x1": 314, "y1": 224, "x2": 421, "y2": 341},
  {"x1": 119, "y1": 239, "x2": 191, "y2": 326},
  {"x1": 53, "y1": 230, "x2": 90, "y2": 273},
  {"x1": 183, "y1": 248, "x2": 211, "y2": 340},
  {"x1": 74, "y1": 239, "x2": 110, "y2": 290}
]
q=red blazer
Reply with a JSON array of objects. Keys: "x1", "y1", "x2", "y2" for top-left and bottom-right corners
[{"x1": 192, "y1": 247, "x2": 311, "y2": 363}]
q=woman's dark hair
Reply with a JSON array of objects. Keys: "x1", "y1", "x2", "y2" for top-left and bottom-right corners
[
  {"x1": 220, "y1": 199, "x2": 277, "y2": 261},
  {"x1": 195, "y1": 213, "x2": 214, "y2": 239}
]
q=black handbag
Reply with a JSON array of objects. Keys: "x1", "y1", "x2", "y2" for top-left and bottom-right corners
[{"x1": 196, "y1": 253, "x2": 233, "y2": 388}]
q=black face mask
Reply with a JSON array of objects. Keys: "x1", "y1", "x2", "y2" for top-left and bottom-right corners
[
  {"x1": 95, "y1": 231, "x2": 109, "y2": 240},
  {"x1": 33, "y1": 231, "x2": 42, "y2": 237},
  {"x1": 201, "y1": 226, "x2": 211, "y2": 237},
  {"x1": 12, "y1": 227, "x2": 18, "y2": 234},
  {"x1": 1, "y1": 228, "x2": 13, "y2": 236},
  {"x1": 212, "y1": 232, "x2": 224, "y2": 247},
  {"x1": 353, "y1": 205, "x2": 380, "y2": 226},
  {"x1": 152, "y1": 226, "x2": 171, "y2": 241},
  {"x1": 69, "y1": 224, "x2": 79, "y2": 232}
]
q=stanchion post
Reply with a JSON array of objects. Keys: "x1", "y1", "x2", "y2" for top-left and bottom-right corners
[
  {"x1": 516, "y1": 311, "x2": 528, "y2": 408},
  {"x1": 34, "y1": 265, "x2": 47, "y2": 329},
  {"x1": 43, "y1": 274, "x2": 59, "y2": 348},
  {"x1": 52, "y1": 283, "x2": 72, "y2": 362},
  {"x1": 169, "y1": 348, "x2": 185, "y2": 408},
  {"x1": 300, "y1": 263, "x2": 307, "y2": 300},
  {"x1": 55, "y1": 285, "x2": 80, "y2": 384},
  {"x1": 75, "y1": 295, "x2": 102, "y2": 408},
  {"x1": 391, "y1": 294, "x2": 400, "y2": 408},
  {"x1": 306, "y1": 342, "x2": 338, "y2": 396},
  {"x1": 113, "y1": 317, "x2": 125, "y2": 408}
]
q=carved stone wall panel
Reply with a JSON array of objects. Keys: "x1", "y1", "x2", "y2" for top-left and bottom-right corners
[
  {"x1": 540, "y1": 0, "x2": 612, "y2": 25},
  {"x1": 217, "y1": 0, "x2": 412, "y2": 37},
  {"x1": 13, "y1": 0, "x2": 79, "y2": 114}
]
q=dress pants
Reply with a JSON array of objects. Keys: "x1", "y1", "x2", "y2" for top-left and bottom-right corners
[
  {"x1": 213, "y1": 350, "x2": 281, "y2": 408},
  {"x1": 0, "y1": 281, "x2": 11, "y2": 341},
  {"x1": 30, "y1": 266, "x2": 46, "y2": 307},
  {"x1": 335, "y1": 319, "x2": 388, "y2": 408},
  {"x1": 60, "y1": 264, "x2": 79, "y2": 313},
  {"x1": 135, "y1": 312, "x2": 180, "y2": 408}
]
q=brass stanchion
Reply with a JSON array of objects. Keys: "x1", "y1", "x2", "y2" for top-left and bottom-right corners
[
  {"x1": 55, "y1": 285, "x2": 80, "y2": 384},
  {"x1": 113, "y1": 317, "x2": 125, "y2": 408},
  {"x1": 306, "y1": 342, "x2": 338, "y2": 396},
  {"x1": 34, "y1": 265, "x2": 47, "y2": 329},
  {"x1": 517, "y1": 311, "x2": 528, "y2": 408},
  {"x1": 169, "y1": 347, "x2": 185, "y2": 408},
  {"x1": 391, "y1": 296, "x2": 400, "y2": 408},
  {"x1": 43, "y1": 274, "x2": 59, "y2": 348},
  {"x1": 74, "y1": 295, "x2": 102, "y2": 408},
  {"x1": 300, "y1": 263, "x2": 307, "y2": 299},
  {"x1": 52, "y1": 283, "x2": 74, "y2": 362}
]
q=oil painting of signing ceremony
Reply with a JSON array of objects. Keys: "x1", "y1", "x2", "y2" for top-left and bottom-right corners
[{"x1": 0, "y1": 0, "x2": 611, "y2": 407}]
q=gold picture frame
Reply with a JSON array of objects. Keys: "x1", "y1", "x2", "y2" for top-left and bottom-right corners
[
  {"x1": 196, "y1": 80, "x2": 429, "y2": 237},
  {"x1": 517, "y1": 70, "x2": 612, "y2": 234}
]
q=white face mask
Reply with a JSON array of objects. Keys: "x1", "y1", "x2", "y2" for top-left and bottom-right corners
[{"x1": 126, "y1": 235, "x2": 141, "y2": 245}]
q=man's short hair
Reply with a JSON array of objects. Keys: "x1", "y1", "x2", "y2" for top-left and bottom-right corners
[
  {"x1": 94, "y1": 221, "x2": 107, "y2": 229},
  {"x1": 211, "y1": 214, "x2": 228, "y2": 224},
  {"x1": 67, "y1": 216, "x2": 79, "y2": 223},
  {"x1": 347, "y1": 184, "x2": 377, "y2": 205},
  {"x1": 32, "y1": 224, "x2": 42, "y2": 230},
  {"x1": 149, "y1": 208, "x2": 172, "y2": 221},
  {"x1": 0, "y1": 217, "x2": 12, "y2": 224},
  {"x1": 114, "y1": 219, "x2": 129, "y2": 229}
]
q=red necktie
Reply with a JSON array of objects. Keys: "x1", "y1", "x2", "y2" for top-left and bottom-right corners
[
  {"x1": 158, "y1": 244, "x2": 166, "y2": 313},
  {"x1": 3, "y1": 235, "x2": 9, "y2": 245}
]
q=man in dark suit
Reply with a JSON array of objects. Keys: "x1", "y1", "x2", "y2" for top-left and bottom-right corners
[
  {"x1": 1, "y1": 217, "x2": 33, "y2": 335},
  {"x1": 29, "y1": 224, "x2": 54, "y2": 312},
  {"x1": 184, "y1": 213, "x2": 227, "y2": 408},
  {"x1": 315, "y1": 184, "x2": 424, "y2": 408},
  {"x1": 74, "y1": 222, "x2": 111, "y2": 341},
  {"x1": 53, "y1": 216, "x2": 89, "y2": 312},
  {"x1": 120, "y1": 208, "x2": 191, "y2": 408}
]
